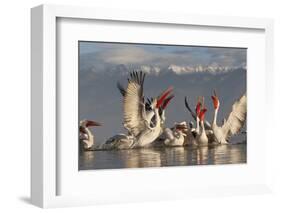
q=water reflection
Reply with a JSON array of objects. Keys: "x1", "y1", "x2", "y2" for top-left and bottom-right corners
[
  {"x1": 79, "y1": 144, "x2": 246, "y2": 170},
  {"x1": 124, "y1": 149, "x2": 162, "y2": 168}
]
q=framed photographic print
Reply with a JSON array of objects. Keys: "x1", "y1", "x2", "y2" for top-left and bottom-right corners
[{"x1": 31, "y1": 4, "x2": 274, "y2": 208}]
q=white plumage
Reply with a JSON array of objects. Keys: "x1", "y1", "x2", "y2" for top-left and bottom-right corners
[
  {"x1": 211, "y1": 93, "x2": 247, "y2": 144},
  {"x1": 163, "y1": 122, "x2": 187, "y2": 146},
  {"x1": 123, "y1": 72, "x2": 148, "y2": 137},
  {"x1": 121, "y1": 71, "x2": 174, "y2": 147},
  {"x1": 79, "y1": 119, "x2": 101, "y2": 150}
]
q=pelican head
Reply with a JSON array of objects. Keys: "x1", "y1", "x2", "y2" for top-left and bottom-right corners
[
  {"x1": 174, "y1": 122, "x2": 188, "y2": 137},
  {"x1": 211, "y1": 90, "x2": 220, "y2": 109},
  {"x1": 79, "y1": 119, "x2": 101, "y2": 150}
]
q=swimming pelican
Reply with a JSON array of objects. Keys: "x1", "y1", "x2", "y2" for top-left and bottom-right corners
[
  {"x1": 79, "y1": 119, "x2": 101, "y2": 150},
  {"x1": 163, "y1": 122, "x2": 188, "y2": 146},
  {"x1": 196, "y1": 108, "x2": 209, "y2": 146},
  {"x1": 184, "y1": 96, "x2": 212, "y2": 131}
]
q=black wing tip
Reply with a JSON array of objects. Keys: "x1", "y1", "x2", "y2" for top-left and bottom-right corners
[
  {"x1": 129, "y1": 70, "x2": 146, "y2": 85},
  {"x1": 184, "y1": 96, "x2": 197, "y2": 121},
  {"x1": 184, "y1": 96, "x2": 191, "y2": 110},
  {"x1": 146, "y1": 97, "x2": 153, "y2": 105},
  {"x1": 184, "y1": 96, "x2": 188, "y2": 107},
  {"x1": 117, "y1": 81, "x2": 126, "y2": 96}
]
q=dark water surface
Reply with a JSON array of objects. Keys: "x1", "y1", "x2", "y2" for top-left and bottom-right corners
[{"x1": 79, "y1": 144, "x2": 246, "y2": 170}]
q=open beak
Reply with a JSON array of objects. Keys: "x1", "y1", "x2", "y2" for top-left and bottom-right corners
[
  {"x1": 162, "y1": 94, "x2": 174, "y2": 109},
  {"x1": 196, "y1": 101, "x2": 202, "y2": 116},
  {"x1": 211, "y1": 90, "x2": 219, "y2": 109},
  {"x1": 86, "y1": 120, "x2": 102, "y2": 127},
  {"x1": 199, "y1": 108, "x2": 207, "y2": 121},
  {"x1": 157, "y1": 86, "x2": 173, "y2": 108}
]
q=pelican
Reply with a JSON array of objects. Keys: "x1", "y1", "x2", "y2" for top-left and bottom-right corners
[
  {"x1": 79, "y1": 119, "x2": 101, "y2": 150},
  {"x1": 145, "y1": 94, "x2": 174, "y2": 133},
  {"x1": 118, "y1": 81, "x2": 174, "y2": 132},
  {"x1": 104, "y1": 71, "x2": 174, "y2": 149},
  {"x1": 163, "y1": 122, "x2": 187, "y2": 146},
  {"x1": 180, "y1": 99, "x2": 202, "y2": 146},
  {"x1": 100, "y1": 133, "x2": 135, "y2": 150},
  {"x1": 196, "y1": 108, "x2": 209, "y2": 146},
  {"x1": 123, "y1": 71, "x2": 174, "y2": 147},
  {"x1": 187, "y1": 98, "x2": 203, "y2": 139},
  {"x1": 211, "y1": 91, "x2": 247, "y2": 144},
  {"x1": 180, "y1": 122, "x2": 196, "y2": 146},
  {"x1": 184, "y1": 96, "x2": 212, "y2": 131}
]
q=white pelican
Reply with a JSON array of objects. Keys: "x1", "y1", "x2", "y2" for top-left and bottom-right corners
[
  {"x1": 196, "y1": 108, "x2": 209, "y2": 146},
  {"x1": 180, "y1": 122, "x2": 196, "y2": 146},
  {"x1": 79, "y1": 119, "x2": 101, "y2": 150},
  {"x1": 211, "y1": 91, "x2": 247, "y2": 144},
  {"x1": 104, "y1": 71, "x2": 174, "y2": 149},
  {"x1": 145, "y1": 94, "x2": 174, "y2": 134},
  {"x1": 184, "y1": 96, "x2": 212, "y2": 131},
  {"x1": 163, "y1": 122, "x2": 187, "y2": 146},
  {"x1": 180, "y1": 99, "x2": 202, "y2": 146},
  {"x1": 123, "y1": 71, "x2": 174, "y2": 147},
  {"x1": 118, "y1": 81, "x2": 174, "y2": 132}
]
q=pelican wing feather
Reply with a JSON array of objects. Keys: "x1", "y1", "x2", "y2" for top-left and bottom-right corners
[
  {"x1": 222, "y1": 94, "x2": 247, "y2": 139},
  {"x1": 184, "y1": 97, "x2": 197, "y2": 120},
  {"x1": 123, "y1": 71, "x2": 147, "y2": 137}
]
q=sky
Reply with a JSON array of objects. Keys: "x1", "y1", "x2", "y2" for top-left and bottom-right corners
[
  {"x1": 79, "y1": 42, "x2": 246, "y2": 70},
  {"x1": 79, "y1": 41, "x2": 247, "y2": 145}
]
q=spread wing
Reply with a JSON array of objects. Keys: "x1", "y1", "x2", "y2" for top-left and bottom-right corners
[
  {"x1": 222, "y1": 94, "x2": 247, "y2": 139},
  {"x1": 118, "y1": 82, "x2": 153, "y2": 113},
  {"x1": 123, "y1": 71, "x2": 147, "y2": 137},
  {"x1": 117, "y1": 82, "x2": 126, "y2": 97}
]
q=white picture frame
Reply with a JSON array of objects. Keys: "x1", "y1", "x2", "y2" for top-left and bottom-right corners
[{"x1": 31, "y1": 4, "x2": 274, "y2": 208}]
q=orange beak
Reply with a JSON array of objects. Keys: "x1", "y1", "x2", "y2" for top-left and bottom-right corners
[
  {"x1": 199, "y1": 108, "x2": 207, "y2": 121},
  {"x1": 85, "y1": 120, "x2": 102, "y2": 127},
  {"x1": 157, "y1": 87, "x2": 173, "y2": 108},
  {"x1": 162, "y1": 94, "x2": 174, "y2": 109},
  {"x1": 196, "y1": 101, "x2": 202, "y2": 116},
  {"x1": 211, "y1": 91, "x2": 219, "y2": 109},
  {"x1": 211, "y1": 96, "x2": 219, "y2": 109}
]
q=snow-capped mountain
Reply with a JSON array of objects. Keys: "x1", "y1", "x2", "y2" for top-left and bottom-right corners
[
  {"x1": 79, "y1": 50, "x2": 246, "y2": 76},
  {"x1": 81, "y1": 62, "x2": 245, "y2": 77},
  {"x1": 167, "y1": 64, "x2": 239, "y2": 75}
]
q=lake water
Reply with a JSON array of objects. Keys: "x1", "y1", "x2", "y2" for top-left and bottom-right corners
[{"x1": 79, "y1": 143, "x2": 246, "y2": 170}]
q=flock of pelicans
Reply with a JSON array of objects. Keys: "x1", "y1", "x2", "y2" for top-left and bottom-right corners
[{"x1": 79, "y1": 71, "x2": 247, "y2": 151}]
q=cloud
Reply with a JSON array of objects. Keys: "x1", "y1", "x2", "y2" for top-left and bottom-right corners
[
  {"x1": 100, "y1": 46, "x2": 153, "y2": 64},
  {"x1": 96, "y1": 46, "x2": 197, "y2": 67},
  {"x1": 206, "y1": 48, "x2": 247, "y2": 67},
  {"x1": 80, "y1": 42, "x2": 247, "y2": 74}
]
